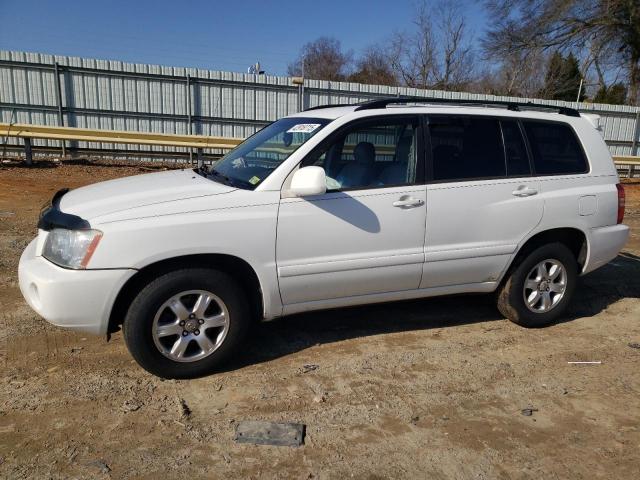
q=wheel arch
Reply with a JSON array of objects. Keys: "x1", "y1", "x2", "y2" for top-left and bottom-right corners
[
  {"x1": 500, "y1": 227, "x2": 588, "y2": 285},
  {"x1": 107, "y1": 253, "x2": 264, "y2": 336}
]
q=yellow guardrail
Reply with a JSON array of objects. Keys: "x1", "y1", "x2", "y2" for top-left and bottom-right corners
[
  {"x1": 2, "y1": 122, "x2": 639, "y2": 171},
  {"x1": 613, "y1": 155, "x2": 640, "y2": 166},
  {"x1": 614, "y1": 155, "x2": 640, "y2": 179},
  {"x1": 0, "y1": 123, "x2": 243, "y2": 150}
]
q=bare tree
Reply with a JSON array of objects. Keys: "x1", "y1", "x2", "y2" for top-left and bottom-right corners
[
  {"x1": 287, "y1": 37, "x2": 353, "y2": 81},
  {"x1": 432, "y1": 2, "x2": 476, "y2": 90},
  {"x1": 387, "y1": 0, "x2": 477, "y2": 91},
  {"x1": 501, "y1": 50, "x2": 547, "y2": 97},
  {"x1": 476, "y1": 49, "x2": 547, "y2": 97},
  {"x1": 581, "y1": 38, "x2": 628, "y2": 99},
  {"x1": 583, "y1": 39, "x2": 611, "y2": 92},
  {"x1": 482, "y1": 0, "x2": 640, "y2": 104},
  {"x1": 348, "y1": 46, "x2": 399, "y2": 86},
  {"x1": 387, "y1": 26, "x2": 436, "y2": 89}
]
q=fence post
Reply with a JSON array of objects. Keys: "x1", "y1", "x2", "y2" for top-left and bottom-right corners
[
  {"x1": 301, "y1": 78, "x2": 306, "y2": 110},
  {"x1": 196, "y1": 148, "x2": 203, "y2": 168},
  {"x1": 292, "y1": 76, "x2": 304, "y2": 112},
  {"x1": 298, "y1": 81, "x2": 303, "y2": 112},
  {"x1": 186, "y1": 74, "x2": 193, "y2": 164},
  {"x1": 632, "y1": 110, "x2": 640, "y2": 157},
  {"x1": 24, "y1": 137, "x2": 33, "y2": 166},
  {"x1": 53, "y1": 62, "x2": 66, "y2": 158}
]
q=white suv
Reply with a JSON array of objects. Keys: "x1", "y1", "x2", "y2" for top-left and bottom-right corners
[{"x1": 19, "y1": 98, "x2": 629, "y2": 378}]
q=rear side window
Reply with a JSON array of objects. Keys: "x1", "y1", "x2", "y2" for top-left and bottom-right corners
[
  {"x1": 429, "y1": 116, "x2": 505, "y2": 181},
  {"x1": 500, "y1": 120, "x2": 530, "y2": 176},
  {"x1": 523, "y1": 121, "x2": 588, "y2": 175}
]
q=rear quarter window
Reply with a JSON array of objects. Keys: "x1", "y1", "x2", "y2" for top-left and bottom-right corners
[{"x1": 523, "y1": 121, "x2": 588, "y2": 175}]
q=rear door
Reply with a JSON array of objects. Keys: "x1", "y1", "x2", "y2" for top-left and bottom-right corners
[{"x1": 421, "y1": 115, "x2": 543, "y2": 288}]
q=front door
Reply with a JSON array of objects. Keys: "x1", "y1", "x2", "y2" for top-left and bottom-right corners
[{"x1": 276, "y1": 115, "x2": 427, "y2": 308}]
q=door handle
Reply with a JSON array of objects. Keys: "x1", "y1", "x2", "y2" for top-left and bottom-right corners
[
  {"x1": 393, "y1": 197, "x2": 424, "y2": 208},
  {"x1": 512, "y1": 186, "x2": 538, "y2": 197}
]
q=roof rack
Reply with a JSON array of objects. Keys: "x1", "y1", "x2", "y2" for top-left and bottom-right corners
[
  {"x1": 304, "y1": 103, "x2": 354, "y2": 111},
  {"x1": 353, "y1": 96, "x2": 581, "y2": 117}
]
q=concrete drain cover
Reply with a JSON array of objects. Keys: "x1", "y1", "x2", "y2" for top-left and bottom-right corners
[{"x1": 235, "y1": 421, "x2": 305, "y2": 447}]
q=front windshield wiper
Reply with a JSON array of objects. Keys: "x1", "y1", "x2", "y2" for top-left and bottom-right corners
[
  {"x1": 193, "y1": 166, "x2": 209, "y2": 177},
  {"x1": 207, "y1": 168, "x2": 253, "y2": 189},
  {"x1": 207, "y1": 168, "x2": 234, "y2": 186}
]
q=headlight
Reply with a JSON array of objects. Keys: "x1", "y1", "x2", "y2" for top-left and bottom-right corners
[{"x1": 42, "y1": 229, "x2": 103, "y2": 269}]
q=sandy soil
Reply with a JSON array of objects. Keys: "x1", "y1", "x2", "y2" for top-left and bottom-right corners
[{"x1": 1, "y1": 160, "x2": 639, "y2": 479}]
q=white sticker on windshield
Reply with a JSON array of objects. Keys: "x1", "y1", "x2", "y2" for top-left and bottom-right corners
[{"x1": 286, "y1": 123, "x2": 321, "y2": 134}]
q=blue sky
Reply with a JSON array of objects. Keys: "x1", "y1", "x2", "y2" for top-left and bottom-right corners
[{"x1": 0, "y1": 0, "x2": 488, "y2": 75}]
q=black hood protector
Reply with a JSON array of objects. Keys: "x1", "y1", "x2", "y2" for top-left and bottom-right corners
[{"x1": 38, "y1": 188, "x2": 91, "y2": 231}]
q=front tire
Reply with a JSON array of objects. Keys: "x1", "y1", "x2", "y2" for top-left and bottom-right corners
[
  {"x1": 497, "y1": 243, "x2": 577, "y2": 328},
  {"x1": 123, "y1": 268, "x2": 250, "y2": 378}
]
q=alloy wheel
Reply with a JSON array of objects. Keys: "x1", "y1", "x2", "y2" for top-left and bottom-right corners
[
  {"x1": 152, "y1": 290, "x2": 229, "y2": 362},
  {"x1": 523, "y1": 259, "x2": 567, "y2": 313}
]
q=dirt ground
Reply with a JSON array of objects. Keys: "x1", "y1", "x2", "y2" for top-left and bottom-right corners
[{"x1": 0, "y1": 160, "x2": 639, "y2": 479}]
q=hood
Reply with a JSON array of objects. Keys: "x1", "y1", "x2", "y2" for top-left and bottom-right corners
[{"x1": 59, "y1": 169, "x2": 235, "y2": 220}]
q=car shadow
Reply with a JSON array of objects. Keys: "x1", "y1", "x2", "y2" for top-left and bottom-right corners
[
  {"x1": 563, "y1": 251, "x2": 640, "y2": 320},
  {"x1": 306, "y1": 193, "x2": 381, "y2": 233},
  {"x1": 220, "y1": 253, "x2": 640, "y2": 374}
]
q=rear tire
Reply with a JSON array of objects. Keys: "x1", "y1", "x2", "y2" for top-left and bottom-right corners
[
  {"x1": 123, "y1": 268, "x2": 250, "y2": 378},
  {"x1": 497, "y1": 242, "x2": 577, "y2": 328}
]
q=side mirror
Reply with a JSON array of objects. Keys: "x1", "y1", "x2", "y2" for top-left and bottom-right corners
[{"x1": 289, "y1": 166, "x2": 326, "y2": 197}]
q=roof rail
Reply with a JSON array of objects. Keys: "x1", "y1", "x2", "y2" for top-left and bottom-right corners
[
  {"x1": 353, "y1": 96, "x2": 581, "y2": 117},
  {"x1": 304, "y1": 103, "x2": 355, "y2": 111}
]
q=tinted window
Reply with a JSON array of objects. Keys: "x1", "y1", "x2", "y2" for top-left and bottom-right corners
[
  {"x1": 501, "y1": 120, "x2": 530, "y2": 176},
  {"x1": 523, "y1": 121, "x2": 587, "y2": 175},
  {"x1": 429, "y1": 116, "x2": 505, "y2": 181},
  {"x1": 303, "y1": 117, "x2": 420, "y2": 190}
]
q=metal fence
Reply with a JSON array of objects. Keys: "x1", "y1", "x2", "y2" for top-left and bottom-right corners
[{"x1": 1, "y1": 49, "x2": 639, "y2": 160}]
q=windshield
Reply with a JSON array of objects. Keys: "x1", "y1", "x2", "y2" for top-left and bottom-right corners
[{"x1": 208, "y1": 117, "x2": 330, "y2": 189}]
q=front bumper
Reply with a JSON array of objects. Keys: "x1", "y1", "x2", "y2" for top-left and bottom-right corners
[{"x1": 18, "y1": 238, "x2": 136, "y2": 335}]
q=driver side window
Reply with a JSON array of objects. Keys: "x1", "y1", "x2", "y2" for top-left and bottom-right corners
[{"x1": 303, "y1": 117, "x2": 421, "y2": 191}]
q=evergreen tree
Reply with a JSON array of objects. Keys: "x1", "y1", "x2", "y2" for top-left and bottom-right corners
[
  {"x1": 541, "y1": 52, "x2": 583, "y2": 101},
  {"x1": 483, "y1": 0, "x2": 640, "y2": 104},
  {"x1": 593, "y1": 83, "x2": 628, "y2": 105}
]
